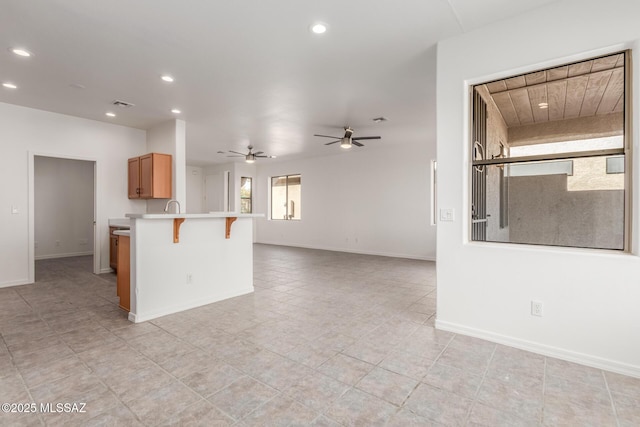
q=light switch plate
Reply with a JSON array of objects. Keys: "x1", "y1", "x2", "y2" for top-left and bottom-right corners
[
  {"x1": 439, "y1": 208, "x2": 454, "y2": 222},
  {"x1": 11, "y1": 206, "x2": 18, "y2": 214}
]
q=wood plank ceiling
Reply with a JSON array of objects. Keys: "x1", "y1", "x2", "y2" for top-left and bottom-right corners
[{"x1": 483, "y1": 52, "x2": 624, "y2": 128}]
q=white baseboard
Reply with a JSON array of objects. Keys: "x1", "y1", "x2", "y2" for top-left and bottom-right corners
[
  {"x1": 99, "y1": 268, "x2": 115, "y2": 274},
  {"x1": 35, "y1": 251, "x2": 93, "y2": 260},
  {"x1": 0, "y1": 279, "x2": 32, "y2": 289},
  {"x1": 435, "y1": 319, "x2": 640, "y2": 379},
  {"x1": 255, "y1": 241, "x2": 436, "y2": 262},
  {"x1": 129, "y1": 287, "x2": 254, "y2": 323}
]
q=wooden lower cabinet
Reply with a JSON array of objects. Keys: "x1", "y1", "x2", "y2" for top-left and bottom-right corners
[
  {"x1": 109, "y1": 227, "x2": 119, "y2": 271},
  {"x1": 116, "y1": 235, "x2": 130, "y2": 312}
]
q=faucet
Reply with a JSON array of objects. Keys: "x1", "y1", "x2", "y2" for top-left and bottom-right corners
[{"x1": 164, "y1": 199, "x2": 181, "y2": 214}]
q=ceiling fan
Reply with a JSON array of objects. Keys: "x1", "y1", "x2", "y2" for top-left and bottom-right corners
[
  {"x1": 314, "y1": 126, "x2": 381, "y2": 149},
  {"x1": 222, "y1": 145, "x2": 275, "y2": 163}
]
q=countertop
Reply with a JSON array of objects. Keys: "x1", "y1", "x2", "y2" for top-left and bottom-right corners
[
  {"x1": 108, "y1": 218, "x2": 131, "y2": 228},
  {"x1": 126, "y1": 212, "x2": 264, "y2": 219},
  {"x1": 113, "y1": 229, "x2": 130, "y2": 237}
]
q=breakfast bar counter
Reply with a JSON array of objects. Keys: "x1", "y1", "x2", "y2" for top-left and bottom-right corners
[{"x1": 124, "y1": 212, "x2": 263, "y2": 322}]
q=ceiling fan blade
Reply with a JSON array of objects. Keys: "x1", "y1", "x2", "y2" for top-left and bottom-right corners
[
  {"x1": 352, "y1": 136, "x2": 381, "y2": 140},
  {"x1": 324, "y1": 140, "x2": 341, "y2": 145},
  {"x1": 255, "y1": 155, "x2": 270, "y2": 158},
  {"x1": 228, "y1": 150, "x2": 246, "y2": 155},
  {"x1": 352, "y1": 141, "x2": 364, "y2": 147},
  {"x1": 227, "y1": 155, "x2": 244, "y2": 157},
  {"x1": 314, "y1": 134, "x2": 341, "y2": 139}
]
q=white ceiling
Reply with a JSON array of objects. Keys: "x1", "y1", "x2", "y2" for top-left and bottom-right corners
[{"x1": 0, "y1": 0, "x2": 559, "y2": 165}]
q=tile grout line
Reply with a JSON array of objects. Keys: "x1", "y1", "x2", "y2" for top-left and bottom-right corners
[
  {"x1": 541, "y1": 356, "x2": 547, "y2": 426},
  {"x1": 462, "y1": 341, "x2": 497, "y2": 426},
  {"x1": 602, "y1": 370, "x2": 622, "y2": 427},
  {"x1": 11, "y1": 270, "x2": 133, "y2": 426},
  {"x1": 147, "y1": 319, "x2": 328, "y2": 424},
  {"x1": 33, "y1": 268, "x2": 199, "y2": 427},
  {"x1": 384, "y1": 330, "x2": 456, "y2": 424},
  {"x1": 44, "y1": 309, "x2": 147, "y2": 426},
  {"x1": 1, "y1": 332, "x2": 46, "y2": 427}
]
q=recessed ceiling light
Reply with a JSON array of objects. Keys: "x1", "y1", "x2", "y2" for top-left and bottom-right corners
[
  {"x1": 105, "y1": 112, "x2": 116, "y2": 117},
  {"x1": 161, "y1": 75, "x2": 174, "y2": 83},
  {"x1": 538, "y1": 102, "x2": 549, "y2": 109},
  {"x1": 2, "y1": 82, "x2": 17, "y2": 89},
  {"x1": 310, "y1": 22, "x2": 328, "y2": 34},
  {"x1": 171, "y1": 108, "x2": 181, "y2": 114},
  {"x1": 11, "y1": 48, "x2": 32, "y2": 57}
]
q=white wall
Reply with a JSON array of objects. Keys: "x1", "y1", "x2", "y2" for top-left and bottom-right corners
[
  {"x1": 203, "y1": 163, "x2": 232, "y2": 212},
  {"x1": 186, "y1": 165, "x2": 205, "y2": 213},
  {"x1": 0, "y1": 102, "x2": 147, "y2": 286},
  {"x1": 436, "y1": 0, "x2": 640, "y2": 376},
  {"x1": 34, "y1": 156, "x2": 95, "y2": 259},
  {"x1": 202, "y1": 162, "x2": 258, "y2": 214},
  {"x1": 255, "y1": 143, "x2": 436, "y2": 260},
  {"x1": 146, "y1": 119, "x2": 186, "y2": 213}
]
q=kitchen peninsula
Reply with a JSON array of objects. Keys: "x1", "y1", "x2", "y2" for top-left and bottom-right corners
[{"x1": 123, "y1": 212, "x2": 263, "y2": 322}]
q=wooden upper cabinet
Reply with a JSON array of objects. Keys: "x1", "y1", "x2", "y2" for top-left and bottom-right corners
[
  {"x1": 128, "y1": 157, "x2": 141, "y2": 198},
  {"x1": 128, "y1": 153, "x2": 172, "y2": 199},
  {"x1": 139, "y1": 154, "x2": 154, "y2": 198}
]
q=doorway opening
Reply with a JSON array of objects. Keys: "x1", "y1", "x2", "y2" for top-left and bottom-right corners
[{"x1": 31, "y1": 154, "x2": 98, "y2": 281}]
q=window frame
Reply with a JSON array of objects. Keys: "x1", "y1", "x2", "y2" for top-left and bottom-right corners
[
  {"x1": 240, "y1": 176, "x2": 252, "y2": 214},
  {"x1": 469, "y1": 50, "x2": 631, "y2": 251},
  {"x1": 270, "y1": 174, "x2": 301, "y2": 221}
]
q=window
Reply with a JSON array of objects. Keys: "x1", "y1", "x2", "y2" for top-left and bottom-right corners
[
  {"x1": 471, "y1": 51, "x2": 628, "y2": 250},
  {"x1": 240, "y1": 177, "x2": 252, "y2": 214},
  {"x1": 271, "y1": 174, "x2": 301, "y2": 220}
]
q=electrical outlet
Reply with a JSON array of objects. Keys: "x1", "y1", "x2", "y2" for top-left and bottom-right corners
[
  {"x1": 531, "y1": 300, "x2": 544, "y2": 317},
  {"x1": 186, "y1": 273, "x2": 193, "y2": 284}
]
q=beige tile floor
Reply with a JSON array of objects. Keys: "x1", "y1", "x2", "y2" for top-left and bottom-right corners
[{"x1": 1, "y1": 244, "x2": 639, "y2": 426}]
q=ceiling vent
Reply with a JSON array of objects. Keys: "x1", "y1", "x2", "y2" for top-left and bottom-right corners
[{"x1": 112, "y1": 100, "x2": 135, "y2": 108}]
